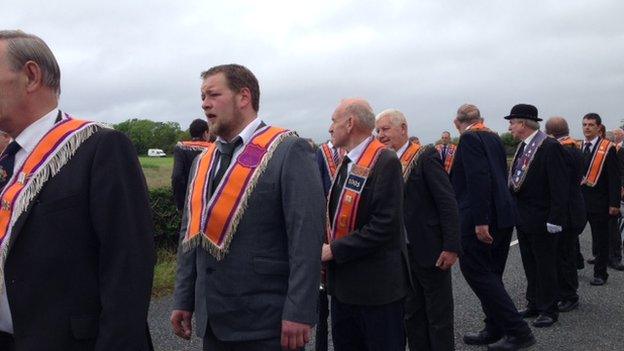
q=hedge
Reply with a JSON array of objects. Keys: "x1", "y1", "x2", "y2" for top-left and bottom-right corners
[{"x1": 148, "y1": 186, "x2": 181, "y2": 249}]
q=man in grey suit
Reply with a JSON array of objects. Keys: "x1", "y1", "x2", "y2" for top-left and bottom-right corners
[{"x1": 171, "y1": 64, "x2": 325, "y2": 351}]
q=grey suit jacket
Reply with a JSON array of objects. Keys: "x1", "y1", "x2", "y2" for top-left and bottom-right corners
[{"x1": 173, "y1": 135, "x2": 325, "y2": 342}]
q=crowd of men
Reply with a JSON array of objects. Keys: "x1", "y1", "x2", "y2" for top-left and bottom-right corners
[{"x1": 0, "y1": 30, "x2": 623, "y2": 351}]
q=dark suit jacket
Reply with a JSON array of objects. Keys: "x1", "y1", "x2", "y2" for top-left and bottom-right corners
[
  {"x1": 5, "y1": 128, "x2": 155, "y2": 350},
  {"x1": 510, "y1": 136, "x2": 569, "y2": 233},
  {"x1": 172, "y1": 143, "x2": 204, "y2": 210},
  {"x1": 581, "y1": 138, "x2": 621, "y2": 213},
  {"x1": 404, "y1": 146, "x2": 460, "y2": 267},
  {"x1": 617, "y1": 146, "x2": 624, "y2": 189},
  {"x1": 450, "y1": 130, "x2": 515, "y2": 235},
  {"x1": 562, "y1": 143, "x2": 587, "y2": 230},
  {"x1": 174, "y1": 136, "x2": 325, "y2": 341},
  {"x1": 327, "y1": 148, "x2": 409, "y2": 306},
  {"x1": 315, "y1": 147, "x2": 332, "y2": 195}
]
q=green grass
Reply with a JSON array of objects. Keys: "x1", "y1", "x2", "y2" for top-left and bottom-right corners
[
  {"x1": 153, "y1": 246, "x2": 177, "y2": 297},
  {"x1": 139, "y1": 156, "x2": 174, "y2": 189}
]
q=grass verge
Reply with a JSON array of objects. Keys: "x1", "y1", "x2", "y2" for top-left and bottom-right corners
[{"x1": 152, "y1": 246, "x2": 177, "y2": 298}]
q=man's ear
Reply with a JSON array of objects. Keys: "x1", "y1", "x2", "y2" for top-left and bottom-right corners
[
  {"x1": 23, "y1": 61, "x2": 43, "y2": 93},
  {"x1": 237, "y1": 87, "x2": 252, "y2": 109}
]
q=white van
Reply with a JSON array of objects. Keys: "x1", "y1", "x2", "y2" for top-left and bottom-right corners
[{"x1": 147, "y1": 148, "x2": 166, "y2": 157}]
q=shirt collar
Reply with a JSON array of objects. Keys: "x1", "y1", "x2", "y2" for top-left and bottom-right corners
[
  {"x1": 216, "y1": 117, "x2": 262, "y2": 146},
  {"x1": 395, "y1": 140, "x2": 409, "y2": 157},
  {"x1": 346, "y1": 135, "x2": 373, "y2": 163},
  {"x1": 522, "y1": 129, "x2": 539, "y2": 145},
  {"x1": 326, "y1": 141, "x2": 335, "y2": 150},
  {"x1": 585, "y1": 136, "x2": 599, "y2": 147},
  {"x1": 15, "y1": 107, "x2": 59, "y2": 154}
]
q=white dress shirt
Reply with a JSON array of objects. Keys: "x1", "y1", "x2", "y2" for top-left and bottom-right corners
[
  {"x1": 212, "y1": 117, "x2": 263, "y2": 187},
  {"x1": 0, "y1": 107, "x2": 58, "y2": 333},
  {"x1": 395, "y1": 141, "x2": 409, "y2": 159},
  {"x1": 345, "y1": 136, "x2": 373, "y2": 173}
]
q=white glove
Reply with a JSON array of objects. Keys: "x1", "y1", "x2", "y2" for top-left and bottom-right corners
[{"x1": 546, "y1": 223, "x2": 562, "y2": 234}]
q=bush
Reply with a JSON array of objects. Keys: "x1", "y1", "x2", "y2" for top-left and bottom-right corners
[{"x1": 149, "y1": 186, "x2": 181, "y2": 249}]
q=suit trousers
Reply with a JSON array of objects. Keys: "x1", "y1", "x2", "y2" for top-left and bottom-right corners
[
  {"x1": 315, "y1": 288, "x2": 329, "y2": 351},
  {"x1": 203, "y1": 324, "x2": 291, "y2": 351},
  {"x1": 557, "y1": 227, "x2": 582, "y2": 302},
  {"x1": 404, "y1": 253, "x2": 454, "y2": 351},
  {"x1": 586, "y1": 212, "x2": 610, "y2": 280},
  {"x1": 609, "y1": 216, "x2": 622, "y2": 263},
  {"x1": 459, "y1": 227, "x2": 530, "y2": 337},
  {"x1": 331, "y1": 297, "x2": 405, "y2": 351},
  {"x1": 517, "y1": 229, "x2": 559, "y2": 317},
  {"x1": 0, "y1": 331, "x2": 14, "y2": 351}
]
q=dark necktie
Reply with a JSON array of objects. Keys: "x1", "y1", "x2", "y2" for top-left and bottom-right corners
[
  {"x1": 442, "y1": 145, "x2": 448, "y2": 163},
  {"x1": 211, "y1": 137, "x2": 243, "y2": 192},
  {"x1": 583, "y1": 142, "x2": 592, "y2": 156},
  {"x1": 0, "y1": 141, "x2": 21, "y2": 191},
  {"x1": 329, "y1": 156, "x2": 351, "y2": 221},
  {"x1": 512, "y1": 141, "x2": 526, "y2": 173}
]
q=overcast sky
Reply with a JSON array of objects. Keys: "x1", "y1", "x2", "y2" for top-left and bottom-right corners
[{"x1": 4, "y1": 0, "x2": 624, "y2": 143}]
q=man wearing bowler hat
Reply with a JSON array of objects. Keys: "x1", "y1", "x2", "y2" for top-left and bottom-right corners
[{"x1": 506, "y1": 104, "x2": 568, "y2": 328}]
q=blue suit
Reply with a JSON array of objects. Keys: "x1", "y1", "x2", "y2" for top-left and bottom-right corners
[{"x1": 450, "y1": 130, "x2": 531, "y2": 338}]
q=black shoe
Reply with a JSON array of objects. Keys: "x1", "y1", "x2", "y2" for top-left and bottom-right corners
[
  {"x1": 590, "y1": 277, "x2": 606, "y2": 285},
  {"x1": 587, "y1": 257, "x2": 595, "y2": 264},
  {"x1": 608, "y1": 262, "x2": 624, "y2": 271},
  {"x1": 464, "y1": 329, "x2": 502, "y2": 345},
  {"x1": 487, "y1": 333, "x2": 536, "y2": 351},
  {"x1": 558, "y1": 300, "x2": 579, "y2": 312},
  {"x1": 518, "y1": 308, "x2": 539, "y2": 319},
  {"x1": 532, "y1": 314, "x2": 557, "y2": 328}
]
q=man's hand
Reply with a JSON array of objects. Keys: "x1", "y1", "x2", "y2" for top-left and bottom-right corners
[
  {"x1": 171, "y1": 310, "x2": 193, "y2": 340},
  {"x1": 281, "y1": 320, "x2": 311, "y2": 350},
  {"x1": 475, "y1": 225, "x2": 493, "y2": 244},
  {"x1": 435, "y1": 251, "x2": 458, "y2": 270},
  {"x1": 609, "y1": 206, "x2": 620, "y2": 216},
  {"x1": 321, "y1": 244, "x2": 333, "y2": 262}
]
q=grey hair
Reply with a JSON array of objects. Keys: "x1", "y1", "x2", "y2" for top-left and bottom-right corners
[
  {"x1": 522, "y1": 119, "x2": 540, "y2": 130},
  {"x1": 605, "y1": 131, "x2": 616, "y2": 142},
  {"x1": 0, "y1": 30, "x2": 61, "y2": 94},
  {"x1": 376, "y1": 108, "x2": 407, "y2": 127},
  {"x1": 456, "y1": 104, "x2": 482, "y2": 123},
  {"x1": 345, "y1": 102, "x2": 375, "y2": 131}
]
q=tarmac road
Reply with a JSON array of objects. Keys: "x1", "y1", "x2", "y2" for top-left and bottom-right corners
[{"x1": 149, "y1": 226, "x2": 624, "y2": 350}]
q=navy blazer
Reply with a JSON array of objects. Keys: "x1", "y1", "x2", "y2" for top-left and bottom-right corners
[{"x1": 450, "y1": 130, "x2": 515, "y2": 234}]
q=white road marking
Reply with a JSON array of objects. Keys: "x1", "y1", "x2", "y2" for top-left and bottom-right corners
[{"x1": 510, "y1": 239, "x2": 519, "y2": 246}]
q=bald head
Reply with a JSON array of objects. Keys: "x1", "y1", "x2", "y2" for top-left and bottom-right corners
[
  {"x1": 545, "y1": 116, "x2": 569, "y2": 138},
  {"x1": 338, "y1": 98, "x2": 375, "y2": 132},
  {"x1": 329, "y1": 97, "x2": 375, "y2": 150}
]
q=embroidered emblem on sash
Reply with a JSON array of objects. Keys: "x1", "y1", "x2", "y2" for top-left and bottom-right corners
[{"x1": 508, "y1": 130, "x2": 548, "y2": 192}]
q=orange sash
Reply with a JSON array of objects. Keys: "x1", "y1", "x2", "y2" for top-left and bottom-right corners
[
  {"x1": 435, "y1": 144, "x2": 456, "y2": 173},
  {"x1": 328, "y1": 138, "x2": 386, "y2": 241},
  {"x1": 183, "y1": 126, "x2": 294, "y2": 259},
  {"x1": 466, "y1": 122, "x2": 492, "y2": 133},
  {"x1": 177, "y1": 140, "x2": 212, "y2": 151},
  {"x1": 583, "y1": 139, "x2": 613, "y2": 187},
  {"x1": 558, "y1": 136, "x2": 578, "y2": 148},
  {"x1": 0, "y1": 118, "x2": 98, "y2": 244},
  {"x1": 320, "y1": 143, "x2": 345, "y2": 179},
  {"x1": 399, "y1": 142, "x2": 421, "y2": 181}
]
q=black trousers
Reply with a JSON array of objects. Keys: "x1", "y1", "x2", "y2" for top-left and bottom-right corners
[
  {"x1": 331, "y1": 297, "x2": 405, "y2": 351},
  {"x1": 517, "y1": 229, "x2": 559, "y2": 318},
  {"x1": 609, "y1": 216, "x2": 622, "y2": 263},
  {"x1": 459, "y1": 226, "x2": 530, "y2": 337},
  {"x1": 0, "y1": 331, "x2": 14, "y2": 351},
  {"x1": 404, "y1": 254, "x2": 454, "y2": 351},
  {"x1": 557, "y1": 227, "x2": 583, "y2": 302},
  {"x1": 203, "y1": 324, "x2": 290, "y2": 351},
  {"x1": 315, "y1": 288, "x2": 329, "y2": 351},
  {"x1": 587, "y1": 212, "x2": 610, "y2": 280}
]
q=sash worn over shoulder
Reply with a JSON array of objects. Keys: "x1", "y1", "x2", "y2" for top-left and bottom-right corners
[
  {"x1": 557, "y1": 136, "x2": 578, "y2": 148},
  {"x1": 176, "y1": 140, "x2": 212, "y2": 151},
  {"x1": 466, "y1": 122, "x2": 492, "y2": 133},
  {"x1": 399, "y1": 142, "x2": 421, "y2": 182},
  {"x1": 508, "y1": 130, "x2": 548, "y2": 192},
  {"x1": 320, "y1": 143, "x2": 345, "y2": 179},
  {"x1": 183, "y1": 126, "x2": 295, "y2": 260},
  {"x1": 327, "y1": 138, "x2": 386, "y2": 242},
  {"x1": 0, "y1": 114, "x2": 104, "y2": 292},
  {"x1": 583, "y1": 138, "x2": 614, "y2": 187},
  {"x1": 435, "y1": 144, "x2": 457, "y2": 173}
]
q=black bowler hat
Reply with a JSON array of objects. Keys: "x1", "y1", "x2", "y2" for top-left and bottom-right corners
[{"x1": 503, "y1": 104, "x2": 541, "y2": 122}]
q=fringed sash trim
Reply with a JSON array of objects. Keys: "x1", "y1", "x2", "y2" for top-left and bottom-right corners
[
  {"x1": 0, "y1": 114, "x2": 104, "y2": 292},
  {"x1": 583, "y1": 138, "x2": 613, "y2": 187},
  {"x1": 177, "y1": 140, "x2": 212, "y2": 151},
  {"x1": 327, "y1": 138, "x2": 386, "y2": 242},
  {"x1": 182, "y1": 126, "x2": 295, "y2": 260},
  {"x1": 399, "y1": 142, "x2": 422, "y2": 182},
  {"x1": 558, "y1": 136, "x2": 578, "y2": 148},
  {"x1": 320, "y1": 143, "x2": 345, "y2": 179}
]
